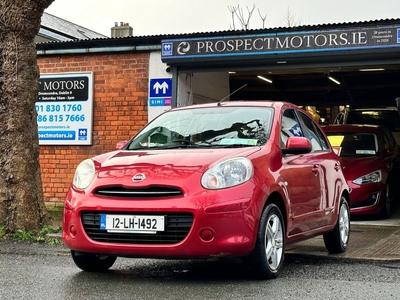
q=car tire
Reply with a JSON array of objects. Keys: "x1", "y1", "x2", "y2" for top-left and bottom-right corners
[
  {"x1": 323, "y1": 196, "x2": 350, "y2": 253},
  {"x1": 71, "y1": 250, "x2": 117, "y2": 272},
  {"x1": 245, "y1": 203, "x2": 285, "y2": 279},
  {"x1": 379, "y1": 184, "x2": 391, "y2": 219}
]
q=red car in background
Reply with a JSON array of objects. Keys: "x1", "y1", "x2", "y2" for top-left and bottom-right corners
[
  {"x1": 324, "y1": 124, "x2": 400, "y2": 219},
  {"x1": 63, "y1": 101, "x2": 350, "y2": 279}
]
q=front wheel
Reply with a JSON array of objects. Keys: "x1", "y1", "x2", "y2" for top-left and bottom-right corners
[
  {"x1": 71, "y1": 251, "x2": 117, "y2": 272},
  {"x1": 245, "y1": 203, "x2": 285, "y2": 279},
  {"x1": 323, "y1": 196, "x2": 350, "y2": 253}
]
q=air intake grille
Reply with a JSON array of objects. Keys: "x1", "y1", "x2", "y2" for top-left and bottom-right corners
[
  {"x1": 81, "y1": 212, "x2": 193, "y2": 244},
  {"x1": 93, "y1": 186, "x2": 183, "y2": 198}
]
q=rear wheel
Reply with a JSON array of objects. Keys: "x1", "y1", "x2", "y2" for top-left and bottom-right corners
[
  {"x1": 71, "y1": 251, "x2": 117, "y2": 272},
  {"x1": 246, "y1": 203, "x2": 285, "y2": 279},
  {"x1": 323, "y1": 196, "x2": 350, "y2": 253}
]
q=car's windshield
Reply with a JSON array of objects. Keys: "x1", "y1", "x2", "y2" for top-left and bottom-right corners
[
  {"x1": 326, "y1": 132, "x2": 378, "y2": 157},
  {"x1": 347, "y1": 110, "x2": 400, "y2": 132},
  {"x1": 127, "y1": 106, "x2": 273, "y2": 150}
]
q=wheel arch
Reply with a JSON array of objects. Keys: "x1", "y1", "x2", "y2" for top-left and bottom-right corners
[{"x1": 264, "y1": 191, "x2": 287, "y2": 233}]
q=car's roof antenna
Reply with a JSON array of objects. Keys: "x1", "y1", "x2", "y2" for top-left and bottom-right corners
[{"x1": 217, "y1": 84, "x2": 247, "y2": 106}]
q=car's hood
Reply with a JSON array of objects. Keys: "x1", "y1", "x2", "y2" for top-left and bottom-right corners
[
  {"x1": 93, "y1": 147, "x2": 261, "y2": 179},
  {"x1": 341, "y1": 156, "x2": 383, "y2": 179}
]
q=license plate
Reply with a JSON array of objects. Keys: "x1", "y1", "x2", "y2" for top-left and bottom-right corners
[{"x1": 100, "y1": 214, "x2": 165, "y2": 234}]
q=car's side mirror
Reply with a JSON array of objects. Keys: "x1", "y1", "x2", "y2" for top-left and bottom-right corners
[
  {"x1": 384, "y1": 147, "x2": 394, "y2": 157},
  {"x1": 115, "y1": 140, "x2": 128, "y2": 150},
  {"x1": 281, "y1": 136, "x2": 312, "y2": 155}
]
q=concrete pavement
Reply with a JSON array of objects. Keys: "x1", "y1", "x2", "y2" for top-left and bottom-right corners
[{"x1": 286, "y1": 204, "x2": 400, "y2": 261}]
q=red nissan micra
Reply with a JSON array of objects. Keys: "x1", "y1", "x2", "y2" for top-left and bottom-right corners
[{"x1": 63, "y1": 101, "x2": 350, "y2": 279}]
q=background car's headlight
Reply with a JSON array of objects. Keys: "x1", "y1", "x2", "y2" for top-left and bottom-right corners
[
  {"x1": 72, "y1": 159, "x2": 95, "y2": 189},
  {"x1": 352, "y1": 170, "x2": 381, "y2": 185},
  {"x1": 201, "y1": 157, "x2": 253, "y2": 189}
]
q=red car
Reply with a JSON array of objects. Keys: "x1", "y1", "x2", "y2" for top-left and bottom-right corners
[
  {"x1": 63, "y1": 101, "x2": 350, "y2": 279},
  {"x1": 324, "y1": 124, "x2": 400, "y2": 219}
]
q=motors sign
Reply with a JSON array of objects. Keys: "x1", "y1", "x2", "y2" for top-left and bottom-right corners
[
  {"x1": 36, "y1": 72, "x2": 93, "y2": 145},
  {"x1": 38, "y1": 77, "x2": 89, "y2": 101},
  {"x1": 162, "y1": 25, "x2": 400, "y2": 60}
]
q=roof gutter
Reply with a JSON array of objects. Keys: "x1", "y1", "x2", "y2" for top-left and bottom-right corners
[{"x1": 37, "y1": 45, "x2": 161, "y2": 56}]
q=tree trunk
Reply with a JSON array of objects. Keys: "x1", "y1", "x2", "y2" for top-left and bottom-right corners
[{"x1": 0, "y1": 0, "x2": 54, "y2": 233}]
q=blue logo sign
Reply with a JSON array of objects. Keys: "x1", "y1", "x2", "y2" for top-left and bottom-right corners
[
  {"x1": 78, "y1": 128, "x2": 88, "y2": 140},
  {"x1": 162, "y1": 43, "x2": 173, "y2": 56},
  {"x1": 149, "y1": 78, "x2": 172, "y2": 98},
  {"x1": 398, "y1": 29, "x2": 400, "y2": 43}
]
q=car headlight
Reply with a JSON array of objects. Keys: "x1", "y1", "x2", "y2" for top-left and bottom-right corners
[
  {"x1": 352, "y1": 170, "x2": 381, "y2": 185},
  {"x1": 201, "y1": 157, "x2": 253, "y2": 189},
  {"x1": 72, "y1": 159, "x2": 96, "y2": 190}
]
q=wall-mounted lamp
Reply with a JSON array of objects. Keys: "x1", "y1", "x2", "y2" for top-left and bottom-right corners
[
  {"x1": 257, "y1": 75, "x2": 273, "y2": 83},
  {"x1": 328, "y1": 76, "x2": 340, "y2": 85}
]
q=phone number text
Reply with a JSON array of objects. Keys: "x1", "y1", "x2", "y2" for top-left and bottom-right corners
[
  {"x1": 36, "y1": 104, "x2": 83, "y2": 113},
  {"x1": 37, "y1": 114, "x2": 85, "y2": 122}
]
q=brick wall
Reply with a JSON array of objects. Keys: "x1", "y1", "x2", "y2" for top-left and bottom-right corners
[{"x1": 37, "y1": 52, "x2": 150, "y2": 202}]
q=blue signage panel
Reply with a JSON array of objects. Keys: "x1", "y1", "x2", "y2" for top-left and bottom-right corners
[
  {"x1": 162, "y1": 43, "x2": 173, "y2": 56},
  {"x1": 149, "y1": 78, "x2": 172, "y2": 98},
  {"x1": 162, "y1": 24, "x2": 400, "y2": 61}
]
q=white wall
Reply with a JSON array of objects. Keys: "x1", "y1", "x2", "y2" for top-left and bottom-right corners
[
  {"x1": 149, "y1": 51, "x2": 231, "y2": 121},
  {"x1": 177, "y1": 72, "x2": 230, "y2": 107}
]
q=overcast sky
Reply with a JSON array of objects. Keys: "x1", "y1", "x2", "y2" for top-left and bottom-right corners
[{"x1": 45, "y1": 0, "x2": 400, "y2": 37}]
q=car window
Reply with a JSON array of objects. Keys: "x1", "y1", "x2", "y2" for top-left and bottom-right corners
[
  {"x1": 128, "y1": 106, "x2": 273, "y2": 149},
  {"x1": 297, "y1": 111, "x2": 329, "y2": 151},
  {"x1": 281, "y1": 109, "x2": 304, "y2": 148},
  {"x1": 326, "y1": 132, "x2": 378, "y2": 157}
]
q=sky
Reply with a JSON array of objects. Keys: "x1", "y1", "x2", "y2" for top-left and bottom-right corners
[{"x1": 45, "y1": 0, "x2": 400, "y2": 37}]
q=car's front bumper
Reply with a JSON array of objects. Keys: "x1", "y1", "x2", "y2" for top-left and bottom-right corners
[
  {"x1": 62, "y1": 183, "x2": 262, "y2": 258},
  {"x1": 348, "y1": 181, "x2": 385, "y2": 215}
]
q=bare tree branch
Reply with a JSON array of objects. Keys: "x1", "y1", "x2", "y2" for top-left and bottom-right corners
[
  {"x1": 234, "y1": 4, "x2": 256, "y2": 30},
  {"x1": 227, "y1": 5, "x2": 239, "y2": 30},
  {"x1": 283, "y1": 6, "x2": 303, "y2": 28},
  {"x1": 258, "y1": 8, "x2": 267, "y2": 29}
]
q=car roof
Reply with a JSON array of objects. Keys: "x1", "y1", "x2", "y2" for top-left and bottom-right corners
[
  {"x1": 323, "y1": 124, "x2": 381, "y2": 133},
  {"x1": 169, "y1": 100, "x2": 296, "y2": 111}
]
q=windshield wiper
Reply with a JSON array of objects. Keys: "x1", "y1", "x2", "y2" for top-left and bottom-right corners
[{"x1": 215, "y1": 144, "x2": 256, "y2": 148}]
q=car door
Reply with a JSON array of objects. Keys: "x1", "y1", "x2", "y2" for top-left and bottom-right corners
[{"x1": 280, "y1": 109, "x2": 326, "y2": 236}]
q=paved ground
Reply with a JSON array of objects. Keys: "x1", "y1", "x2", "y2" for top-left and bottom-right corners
[{"x1": 286, "y1": 204, "x2": 400, "y2": 261}]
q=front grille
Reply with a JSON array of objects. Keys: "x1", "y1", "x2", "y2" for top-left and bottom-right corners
[
  {"x1": 81, "y1": 212, "x2": 193, "y2": 244},
  {"x1": 93, "y1": 186, "x2": 183, "y2": 198}
]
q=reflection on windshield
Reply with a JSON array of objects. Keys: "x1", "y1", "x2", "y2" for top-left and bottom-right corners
[{"x1": 127, "y1": 106, "x2": 273, "y2": 150}]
